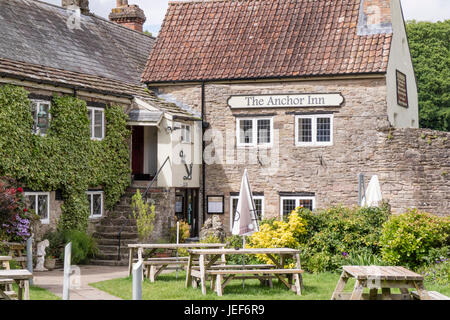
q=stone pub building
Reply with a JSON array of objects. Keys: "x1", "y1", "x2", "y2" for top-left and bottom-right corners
[
  {"x1": 0, "y1": 0, "x2": 448, "y2": 264},
  {"x1": 142, "y1": 0, "x2": 448, "y2": 234}
]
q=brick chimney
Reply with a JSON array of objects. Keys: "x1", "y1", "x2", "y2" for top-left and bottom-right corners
[
  {"x1": 62, "y1": 0, "x2": 89, "y2": 15},
  {"x1": 357, "y1": 0, "x2": 392, "y2": 35},
  {"x1": 109, "y1": 1, "x2": 147, "y2": 32}
]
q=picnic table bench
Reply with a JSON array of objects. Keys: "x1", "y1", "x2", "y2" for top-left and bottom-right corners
[
  {"x1": 332, "y1": 266, "x2": 430, "y2": 300},
  {"x1": 127, "y1": 243, "x2": 226, "y2": 281},
  {"x1": 186, "y1": 248, "x2": 304, "y2": 296},
  {"x1": 1, "y1": 242, "x2": 27, "y2": 269},
  {"x1": 0, "y1": 269, "x2": 33, "y2": 300}
]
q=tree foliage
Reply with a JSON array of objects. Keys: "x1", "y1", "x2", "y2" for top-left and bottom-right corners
[{"x1": 406, "y1": 20, "x2": 450, "y2": 131}]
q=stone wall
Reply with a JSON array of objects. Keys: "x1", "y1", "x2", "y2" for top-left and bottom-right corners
[
  {"x1": 373, "y1": 128, "x2": 449, "y2": 216},
  {"x1": 154, "y1": 78, "x2": 449, "y2": 234}
]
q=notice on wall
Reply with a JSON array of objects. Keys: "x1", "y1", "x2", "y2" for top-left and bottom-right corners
[
  {"x1": 228, "y1": 93, "x2": 344, "y2": 109},
  {"x1": 396, "y1": 70, "x2": 409, "y2": 108},
  {"x1": 207, "y1": 196, "x2": 224, "y2": 214}
]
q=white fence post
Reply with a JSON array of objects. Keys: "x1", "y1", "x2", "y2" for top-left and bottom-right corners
[
  {"x1": 63, "y1": 242, "x2": 72, "y2": 300},
  {"x1": 26, "y1": 235, "x2": 33, "y2": 286},
  {"x1": 132, "y1": 260, "x2": 143, "y2": 300}
]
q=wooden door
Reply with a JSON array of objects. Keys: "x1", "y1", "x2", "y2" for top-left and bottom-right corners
[{"x1": 132, "y1": 126, "x2": 144, "y2": 175}]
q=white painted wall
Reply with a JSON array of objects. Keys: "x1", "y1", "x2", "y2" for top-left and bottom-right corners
[
  {"x1": 156, "y1": 116, "x2": 201, "y2": 188},
  {"x1": 386, "y1": 0, "x2": 419, "y2": 128}
]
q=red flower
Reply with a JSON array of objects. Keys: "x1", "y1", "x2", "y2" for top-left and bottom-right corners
[
  {"x1": 17, "y1": 187, "x2": 23, "y2": 193},
  {"x1": 24, "y1": 208, "x2": 28, "y2": 212}
]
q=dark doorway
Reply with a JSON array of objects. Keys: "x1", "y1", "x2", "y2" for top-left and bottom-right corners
[
  {"x1": 175, "y1": 188, "x2": 199, "y2": 238},
  {"x1": 132, "y1": 126, "x2": 144, "y2": 177}
]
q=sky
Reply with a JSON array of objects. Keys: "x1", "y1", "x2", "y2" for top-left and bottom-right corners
[{"x1": 42, "y1": 0, "x2": 450, "y2": 35}]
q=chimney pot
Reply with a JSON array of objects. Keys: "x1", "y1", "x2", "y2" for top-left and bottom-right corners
[
  {"x1": 109, "y1": 1, "x2": 146, "y2": 33},
  {"x1": 62, "y1": 0, "x2": 89, "y2": 15}
]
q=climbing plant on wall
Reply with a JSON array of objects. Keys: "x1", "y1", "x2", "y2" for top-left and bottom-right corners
[{"x1": 0, "y1": 84, "x2": 131, "y2": 232}]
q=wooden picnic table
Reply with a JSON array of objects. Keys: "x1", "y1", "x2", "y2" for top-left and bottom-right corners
[
  {"x1": 1, "y1": 242, "x2": 27, "y2": 268},
  {"x1": 331, "y1": 266, "x2": 430, "y2": 300},
  {"x1": 185, "y1": 248, "x2": 304, "y2": 296},
  {"x1": 127, "y1": 243, "x2": 226, "y2": 276},
  {"x1": 0, "y1": 255, "x2": 33, "y2": 300}
]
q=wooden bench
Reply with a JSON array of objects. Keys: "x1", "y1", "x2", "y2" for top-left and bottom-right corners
[
  {"x1": 143, "y1": 257, "x2": 189, "y2": 282},
  {"x1": 0, "y1": 256, "x2": 14, "y2": 299},
  {"x1": 412, "y1": 290, "x2": 450, "y2": 300},
  {"x1": 0, "y1": 277, "x2": 17, "y2": 300},
  {"x1": 208, "y1": 268, "x2": 304, "y2": 296},
  {"x1": 143, "y1": 257, "x2": 225, "y2": 282},
  {"x1": 190, "y1": 264, "x2": 277, "y2": 289}
]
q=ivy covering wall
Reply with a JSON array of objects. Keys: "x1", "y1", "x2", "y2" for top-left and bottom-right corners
[{"x1": 0, "y1": 84, "x2": 131, "y2": 231}]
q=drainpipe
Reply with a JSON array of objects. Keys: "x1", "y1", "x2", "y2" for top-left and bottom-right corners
[{"x1": 201, "y1": 81, "x2": 206, "y2": 229}]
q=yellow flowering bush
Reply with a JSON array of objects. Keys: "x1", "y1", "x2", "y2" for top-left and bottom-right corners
[{"x1": 248, "y1": 209, "x2": 307, "y2": 267}]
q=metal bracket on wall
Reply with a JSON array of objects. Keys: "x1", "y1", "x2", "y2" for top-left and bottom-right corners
[{"x1": 183, "y1": 163, "x2": 193, "y2": 180}]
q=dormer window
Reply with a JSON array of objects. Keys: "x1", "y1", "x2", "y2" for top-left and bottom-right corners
[{"x1": 31, "y1": 100, "x2": 51, "y2": 136}]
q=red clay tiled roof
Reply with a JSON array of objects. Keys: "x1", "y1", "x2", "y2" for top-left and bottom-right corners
[{"x1": 142, "y1": 0, "x2": 392, "y2": 83}]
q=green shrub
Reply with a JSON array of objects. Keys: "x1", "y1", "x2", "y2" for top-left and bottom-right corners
[
  {"x1": 61, "y1": 230, "x2": 98, "y2": 264},
  {"x1": 380, "y1": 209, "x2": 450, "y2": 269},
  {"x1": 297, "y1": 204, "x2": 391, "y2": 273},
  {"x1": 131, "y1": 189, "x2": 155, "y2": 241}
]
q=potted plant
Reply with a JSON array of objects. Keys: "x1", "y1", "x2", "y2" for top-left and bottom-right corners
[{"x1": 44, "y1": 255, "x2": 56, "y2": 270}]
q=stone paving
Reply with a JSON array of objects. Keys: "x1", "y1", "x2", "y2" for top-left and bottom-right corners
[{"x1": 33, "y1": 265, "x2": 128, "y2": 300}]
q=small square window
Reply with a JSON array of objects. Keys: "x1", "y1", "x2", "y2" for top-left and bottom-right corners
[
  {"x1": 31, "y1": 100, "x2": 51, "y2": 136},
  {"x1": 88, "y1": 107, "x2": 105, "y2": 140},
  {"x1": 180, "y1": 124, "x2": 191, "y2": 143},
  {"x1": 87, "y1": 191, "x2": 103, "y2": 218},
  {"x1": 230, "y1": 195, "x2": 264, "y2": 229},
  {"x1": 280, "y1": 196, "x2": 315, "y2": 219},
  {"x1": 295, "y1": 114, "x2": 333, "y2": 146},
  {"x1": 237, "y1": 117, "x2": 273, "y2": 147},
  {"x1": 25, "y1": 192, "x2": 50, "y2": 224}
]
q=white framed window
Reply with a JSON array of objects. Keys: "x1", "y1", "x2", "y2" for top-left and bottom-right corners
[
  {"x1": 24, "y1": 192, "x2": 50, "y2": 224},
  {"x1": 229, "y1": 195, "x2": 264, "y2": 229},
  {"x1": 236, "y1": 117, "x2": 273, "y2": 148},
  {"x1": 87, "y1": 191, "x2": 103, "y2": 218},
  {"x1": 180, "y1": 124, "x2": 191, "y2": 143},
  {"x1": 295, "y1": 114, "x2": 333, "y2": 146},
  {"x1": 88, "y1": 107, "x2": 105, "y2": 140},
  {"x1": 30, "y1": 100, "x2": 51, "y2": 136},
  {"x1": 280, "y1": 196, "x2": 315, "y2": 219}
]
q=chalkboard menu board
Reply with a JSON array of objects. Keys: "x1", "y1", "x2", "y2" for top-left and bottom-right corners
[{"x1": 396, "y1": 70, "x2": 408, "y2": 108}]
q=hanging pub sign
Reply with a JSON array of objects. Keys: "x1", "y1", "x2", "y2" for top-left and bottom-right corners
[
  {"x1": 396, "y1": 70, "x2": 408, "y2": 108},
  {"x1": 227, "y1": 93, "x2": 344, "y2": 109}
]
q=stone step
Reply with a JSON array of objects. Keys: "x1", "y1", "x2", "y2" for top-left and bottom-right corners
[
  {"x1": 95, "y1": 225, "x2": 137, "y2": 233},
  {"x1": 93, "y1": 231, "x2": 139, "y2": 240},
  {"x1": 89, "y1": 259, "x2": 129, "y2": 267},
  {"x1": 97, "y1": 244, "x2": 132, "y2": 253},
  {"x1": 95, "y1": 252, "x2": 130, "y2": 261},
  {"x1": 97, "y1": 218, "x2": 137, "y2": 227},
  {"x1": 95, "y1": 238, "x2": 138, "y2": 246}
]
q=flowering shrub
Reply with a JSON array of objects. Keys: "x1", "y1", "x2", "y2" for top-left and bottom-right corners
[
  {"x1": 248, "y1": 210, "x2": 307, "y2": 267},
  {"x1": 0, "y1": 177, "x2": 38, "y2": 242},
  {"x1": 297, "y1": 204, "x2": 391, "y2": 273},
  {"x1": 418, "y1": 255, "x2": 450, "y2": 286},
  {"x1": 380, "y1": 209, "x2": 450, "y2": 269}
]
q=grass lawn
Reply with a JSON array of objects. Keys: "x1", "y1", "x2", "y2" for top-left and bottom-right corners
[
  {"x1": 11, "y1": 283, "x2": 61, "y2": 300},
  {"x1": 90, "y1": 271, "x2": 350, "y2": 300},
  {"x1": 90, "y1": 271, "x2": 450, "y2": 300}
]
